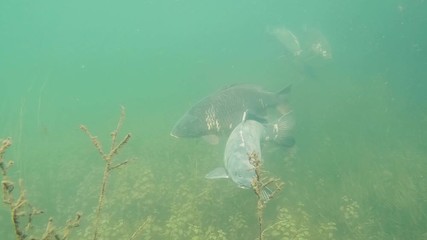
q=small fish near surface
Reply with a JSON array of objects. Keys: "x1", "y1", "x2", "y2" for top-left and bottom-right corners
[
  {"x1": 205, "y1": 111, "x2": 294, "y2": 200},
  {"x1": 268, "y1": 26, "x2": 303, "y2": 57},
  {"x1": 170, "y1": 84, "x2": 292, "y2": 144},
  {"x1": 301, "y1": 25, "x2": 333, "y2": 60}
]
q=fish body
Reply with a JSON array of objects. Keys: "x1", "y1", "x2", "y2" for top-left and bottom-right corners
[
  {"x1": 224, "y1": 119, "x2": 265, "y2": 189},
  {"x1": 171, "y1": 84, "x2": 291, "y2": 141},
  {"x1": 301, "y1": 26, "x2": 332, "y2": 60},
  {"x1": 268, "y1": 26, "x2": 302, "y2": 57},
  {"x1": 206, "y1": 115, "x2": 264, "y2": 189},
  {"x1": 205, "y1": 110, "x2": 294, "y2": 200}
]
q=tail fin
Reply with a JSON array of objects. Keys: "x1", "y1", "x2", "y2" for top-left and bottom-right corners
[
  {"x1": 277, "y1": 84, "x2": 292, "y2": 96},
  {"x1": 264, "y1": 111, "x2": 295, "y2": 147},
  {"x1": 276, "y1": 84, "x2": 292, "y2": 114}
]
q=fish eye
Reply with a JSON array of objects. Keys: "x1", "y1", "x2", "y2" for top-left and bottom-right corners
[{"x1": 235, "y1": 172, "x2": 243, "y2": 179}]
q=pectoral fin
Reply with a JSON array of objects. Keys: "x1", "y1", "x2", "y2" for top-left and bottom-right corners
[
  {"x1": 205, "y1": 167, "x2": 229, "y2": 179},
  {"x1": 265, "y1": 111, "x2": 295, "y2": 147}
]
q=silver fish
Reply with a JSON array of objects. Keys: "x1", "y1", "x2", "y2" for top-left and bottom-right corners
[
  {"x1": 170, "y1": 84, "x2": 292, "y2": 143},
  {"x1": 206, "y1": 111, "x2": 294, "y2": 199},
  {"x1": 268, "y1": 26, "x2": 302, "y2": 57},
  {"x1": 302, "y1": 26, "x2": 332, "y2": 60}
]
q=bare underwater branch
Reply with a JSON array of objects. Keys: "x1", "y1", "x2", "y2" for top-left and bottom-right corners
[
  {"x1": 250, "y1": 151, "x2": 284, "y2": 240},
  {"x1": 0, "y1": 138, "x2": 81, "y2": 240},
  {"x1": 80, "y1": 106, "x2": 151, "y2": 240}
]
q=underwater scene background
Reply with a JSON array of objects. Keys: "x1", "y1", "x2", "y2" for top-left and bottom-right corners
[{"x1": 1, "y1": 0, "x2": 426, "y2": 239}]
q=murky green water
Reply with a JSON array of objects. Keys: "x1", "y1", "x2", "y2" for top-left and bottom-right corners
[{"x1": 1, "y1": 0, "x2": 426, "y2": 239}]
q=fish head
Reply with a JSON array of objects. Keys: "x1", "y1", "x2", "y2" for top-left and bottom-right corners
[
  {"x1": 227, "y1": 159, "x2": 256, "y2": 189},
  {"x1": 229, "y1": 168, "x2": 255, "y2": 189},
  {"x1": 170, "y1": 113, "x2": 208, "y2": 138},
  {"x1": 311, "y1": 42, "x2": 332, "y2": 59}
]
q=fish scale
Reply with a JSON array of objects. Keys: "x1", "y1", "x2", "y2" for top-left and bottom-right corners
[{"x1": 171, "y1": 84, "x2": 292, "y2": 141}]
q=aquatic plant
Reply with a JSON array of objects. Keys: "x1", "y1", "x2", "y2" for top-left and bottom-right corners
[
  {"x1": 1, "y1": 137, "x2": 81, "y2": 240},
  {"x1": 250, "y1": 151, "x2": 284, "y2": 240},
  {"x1": 80, "y1": 106, "x2": 137, "y2": 240},
  {"x1": 3, "y1": 97, "x2": 427, "y2": 239},
  {"x1": 263, "y1": 206, "x2": 311, "y2": 239}
]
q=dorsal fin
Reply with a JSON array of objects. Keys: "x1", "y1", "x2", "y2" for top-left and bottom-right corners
[
  {"x1": 219, "y1": 83, "x2": 263, "y2": 91},
  {"x1": 241, "y1": 110, "x2": 268, "y2": 124}
]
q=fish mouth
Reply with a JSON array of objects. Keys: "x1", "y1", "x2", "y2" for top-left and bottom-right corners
[{"x1": 170, "y1": 132, "x2": 179, "y2": 138}]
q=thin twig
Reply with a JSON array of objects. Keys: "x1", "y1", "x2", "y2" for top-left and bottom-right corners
[
  {"x1": 109, "y1": 160, "x2": 129, "y2": 171},
  {"x1": 80, "y1": 125, "x2": 105, "y2": 157},
  {"x1": 108, "y1": 133, "x2": 131, "y2": 160},
  {"x1": 1, "y1": 138, "x2": 82, "y2": 240},
  {"x1": 62, "y1": 211, "x2": 82, "y2": 240},
  {"x1": 41, "y1": 217, "x2": 55, "y2": 240},
  {"x1": 111, "y1": 105, "x2": 126, "y2": 151},
  {"x1": 81, "y1": 107, "x2": 132, "y2": 240},
  {"x1": 129, "y1": 217, "x2": 152, "y2": 240},
  {"x1": 249, "y1": 151, "x2": 284, "y2": 240}
]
